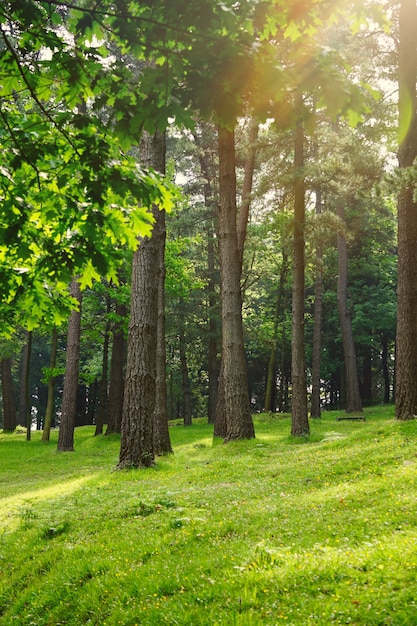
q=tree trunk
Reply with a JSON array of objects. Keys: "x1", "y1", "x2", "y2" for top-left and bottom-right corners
[
  {"x1": 362, "y1": 346, "x2": 372, "y2": 406},
  {"x1": 118, "y1": 131, "x2": 166, "y2": 468},
  {"x1": 179, "y1": 324, "x2": 192, "y2": 426},
  {"x1": 381, "y1": 334, "x2": 391, "y2": 404},
  {"x1": 207, "y1": 225, "x2": 220, "y2": 424},
  {"x1": 24, "y1": 331, "x2": 33, "y2": 440},
  {"x1": 105, "y1": 301, "x2": 127, "y2": 435},
  {"x1": 396, "y1": 0, "x2": 417, "y2": 420},
  {"x1": 194, "y1": 125, "x2": 221, "y2": 425},
  {"x1": 213, "y1": 358, "x2": 226, "y2": 437},
  {"x1": 153, "y1": 208, "x2": 172, "y2": 455},
  {"x1": 310, "y1": 188, "x2": 323, "y2": 419},
  {"x1": 95, "y1": 301, "x2": 111, "y2": 436},
  {"x1": 291, "y1": 115, "x2": 309, "y2": 436},
  {"x1": 57, "y1": 278, "x2": 82, "y2": 452},
  {"x1": 1, "y1": 358, "x2": 16, "y2": 432},
  {"x1": 336, "y1": 203, "x2": 363, "y2": 414},
  {"x1": 264, "y1": 253, "x2": 289, "y2": 412},
  {"x1": 42, "y1": 327, "x2": 58, "y2": 442},
  {"x1": 237, "y1": 119, "x2": 259, "y2": 262},
  {"x1": 17, "y1": 333, "x2": 31, "y2": 427},
  {"x1": 216, "y1": 126, "x2": 255, "y2": 441}
]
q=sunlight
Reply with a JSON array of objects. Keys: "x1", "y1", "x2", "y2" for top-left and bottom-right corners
[{"x1": 0, "y1": 474, "x2": 95, "y2": 530}]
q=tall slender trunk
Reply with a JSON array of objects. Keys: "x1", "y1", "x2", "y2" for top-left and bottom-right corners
[
  {"x1": 105, "y1": 301, "x2": 127, "y2": 435},
  {"x1": 1, "y1": 358, "x2": 16, "y2": 432},
  {"x1": 396, "y1": 0, "x2": 417, "y2": 420},
  {"x1": 95, "y1": 304, "x2": 111, "y2": 436},
  {"x1": 194, "y1": 125, "x2": 221, "y2": 424},
  {"x1": 118, "y1": 131, "x2": 167, "y2": 468},
  {"x1": 153, "y1": 208, "x2": 172, "y2": 455},
  {"x1": 380, "y1": 335, "x2": 391, "y2": 404},
  {"x1": 42, "y1": 327, "x2": 58, "y2": 441},
  {"x1": 24, "y1": 332, "x2": 33, "y2": 440},
  {"x1": 336, "y1": 202, "x2": 363, "y2": 414},
  {"x1": 216, "y1": 126, "x2": 254, "y2": 441},
  {"x1": 57, "y1": 278, "x2": 82, "y2": 452},
  {"x1": 310, "y1": 189, "x2": 323, "y2": 418},
  {"x1": 17, "y1": 333, "x2": 31, "y2": 427},
  {"x1": 291, "y1": 114, "x2": 309, "y2": 436},
  {"x1": 264, "y1": 253, "x2": 289, "y2": 412},
  {"x1": 179, "y1": 324, "x2": 192, "y2": 426},
  {"x1": 207, "y1": 228, "x2": 220, "y2": 424}
]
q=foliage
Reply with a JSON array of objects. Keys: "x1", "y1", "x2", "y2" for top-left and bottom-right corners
[{"x1": 1, "y1": 409, "x2": 417, "y2": 624}]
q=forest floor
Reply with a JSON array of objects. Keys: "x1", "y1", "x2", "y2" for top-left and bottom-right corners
[{"x1": 1, "y1": 406, "x2": 416, "y2": 625}]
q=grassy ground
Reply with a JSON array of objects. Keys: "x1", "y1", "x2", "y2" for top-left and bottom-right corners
[{"x1": 1, "y1": 406, "x2": 417, "y2": 625}]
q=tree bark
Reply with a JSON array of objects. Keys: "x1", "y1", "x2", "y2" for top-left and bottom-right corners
[
  {"x1": 153, "y1": 208, "x2": 172, "y2": 455},
  {"x1": 42, "y1": 327, "x2": 58, "y2": 441},
  {"x1": 216, "y1": 126, "x2": 254, "y2": 441},
  {"x1": 57, "y1": 279, "x2": 82, "y2": 452},
  {"x1": 118, "y1": 131, "x2": 166, "y2": 468},
  {"x1": 105, "y1": 300, "x2": 127, "y2": 435},
  {"x1": 1, "y1": 358, "x2": 16, "y2": 432},
  {"x1": 291, "y1": 115, "x2": 309, "y2": 436},
  {"x1": 396, "y1": 0, "x2": 417, "y2": 420},
  {"x1": 336, "y1": 202, "x2": 363, "y2": 414}
]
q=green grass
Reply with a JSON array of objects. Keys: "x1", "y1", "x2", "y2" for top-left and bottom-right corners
[{"x1": 1, "y1": 406, "x2": 417, "y2": 625}]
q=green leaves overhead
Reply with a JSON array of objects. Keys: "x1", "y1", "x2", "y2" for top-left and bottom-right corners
[{"x1": 0, "y1": 0, "x2": 388, "y2": 334}]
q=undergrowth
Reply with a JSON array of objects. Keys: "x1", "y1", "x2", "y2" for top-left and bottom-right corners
[{"x1": 1, "y1": 406, "x2": 417, "y2": 625}]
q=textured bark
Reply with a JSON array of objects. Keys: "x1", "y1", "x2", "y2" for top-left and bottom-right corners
[
  {"x1": 118, "y1": 131, "x2": 166, "y2": 468},
  {"x1": 105, "y1": 301, "x2": 127, "y2": 435},
  {"x1": 57, "y1": 279, "x2": 82, "y2": 451},
  {"x1": 1, "y1": 358, "x2": 16, "y2": 432},
  {"x1": 396, "y1": 0, "x2": 417, "y2": 420},
  {"x1": 42, "y1": 327, "x2": 58, "y2": 441},
  {"x1": 291, "y1": 116, "x2": 309, "y2": 436},
  {"x1": 153, "y1": 208, "x2": 172, "y2": 455},
  {"x1": 216, "y1": 126, "x2": 254, "y2": 441},
  {"x1": 336, "y1": 203, "x2": 363, "y2": 414}
]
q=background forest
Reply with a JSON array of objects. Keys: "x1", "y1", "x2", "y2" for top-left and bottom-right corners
[{"x1": 0, "y1": 0, "x2": 412, "y2": 461}]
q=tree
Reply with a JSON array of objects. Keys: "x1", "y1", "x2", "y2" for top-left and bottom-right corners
[
  {"x1": 336, "y1": 198, "x2": 363, "y2": 413},
  {"x1": 216, "y1": 127, "x2": 255, "y2": 440},
  {"x1": 41, "y1": 327, "x2": 59, "y2": 441},
  {"x1": 105, "y1": 298, "x2": 127, "y2": 436},
  {"x1": 118, "y1": 131, "x2": 168, "y2": 468},
  {"x1": 57, "y1": 279, "x2": 82, "y2": 452},
  {"x1": 1, "y1": 357, "x2": 16, "y2": 432},
  {"x1": 396, "y1": 0, "x2": 417, "y2": 420},
  {"x1": 291, "y1": 108, "x2": 310, "y2": 436}
]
